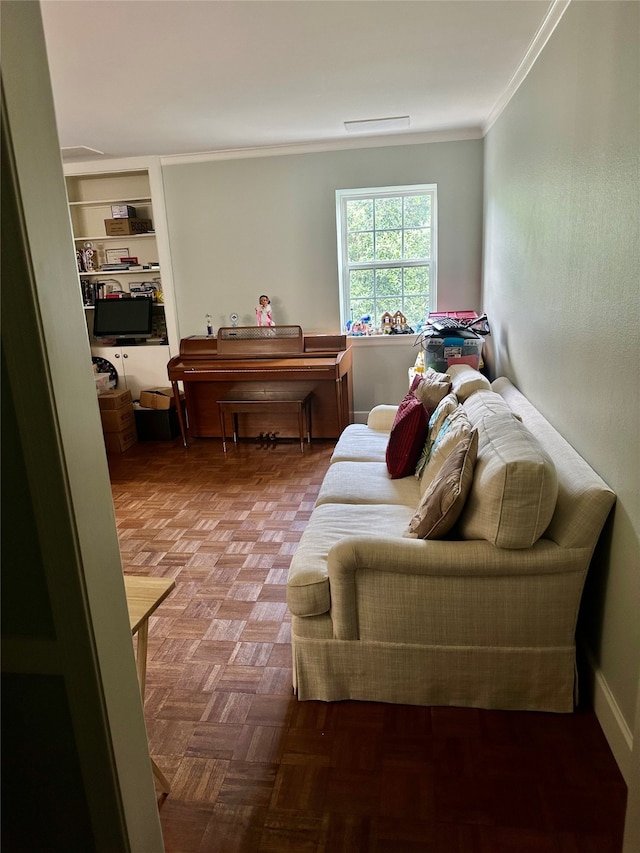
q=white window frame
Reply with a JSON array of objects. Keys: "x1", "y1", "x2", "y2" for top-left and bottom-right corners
[{"x1": 336, "y1": 183, "x2": 437, "y2": 332}]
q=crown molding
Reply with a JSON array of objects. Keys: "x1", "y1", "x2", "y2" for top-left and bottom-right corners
[
  {"x1": 62, "y1": 4, "x2": 569, "y2": 170},
  {"x1": 63, "y1": 155, "x2": 162, "y2": 175},
  {"x1": 159, "y1": 126, "x2": 483, "y2": 167},
  {"x1": 484, "y1": 0, "x2": 571, "y2": 135}
]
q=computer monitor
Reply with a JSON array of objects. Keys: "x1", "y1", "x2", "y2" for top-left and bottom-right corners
[{"x1": 93, "y1": 297, "x2": 153, "y2": 342}]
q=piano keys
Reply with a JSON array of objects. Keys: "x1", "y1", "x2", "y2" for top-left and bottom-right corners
[{"x1": 167, "y1": 326, "x2": 353, "y2": 445}]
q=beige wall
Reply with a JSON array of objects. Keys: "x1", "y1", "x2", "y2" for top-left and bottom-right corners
[
  {"x1": 2, "y1": 2, "x2": 164, "y2": 848},
  {"x1": 161, "y1": 139, "x2": 484, "y2": 338},
  {"x1": 483, "y1": 0, "x2": 639, "y2": 777}
]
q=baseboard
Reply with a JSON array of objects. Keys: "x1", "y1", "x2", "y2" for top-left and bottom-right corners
[
  {"x1": 354, "y1": 410, "x2": 369, "y2": 424},
  {"x1": 581, "y1": 642, "x2": 633, "y2": 784}
]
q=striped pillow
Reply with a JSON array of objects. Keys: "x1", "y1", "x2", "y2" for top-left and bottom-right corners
[{"x1": 386, "y1": 392, "x2": 429, "y2": 479}]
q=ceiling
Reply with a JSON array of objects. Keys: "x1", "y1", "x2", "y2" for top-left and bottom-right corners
[{"x1": 40, "y1": 0, "x2": 559, "y2": 163}]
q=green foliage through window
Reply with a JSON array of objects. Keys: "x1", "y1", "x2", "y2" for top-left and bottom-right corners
[{"x1": 338, "y1": 185, "x2": 436, "y2": 331}]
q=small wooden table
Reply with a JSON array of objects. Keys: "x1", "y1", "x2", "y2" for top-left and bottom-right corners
[
  {"x1": 217, "y1": 382, "x2": 313, "y2": 452},
  {"x1": 124, "y1": 575, "x2": 175, "y2": 794}
]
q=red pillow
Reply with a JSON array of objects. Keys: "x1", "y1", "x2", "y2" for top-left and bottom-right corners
[{"x1": 386, "y1": 392, "x2": 429, "y2": 479}]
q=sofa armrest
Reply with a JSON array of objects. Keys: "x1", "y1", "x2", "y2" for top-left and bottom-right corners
[
  {"x1": 328, "y1": 536, "x2": 588, "y2": 641},
  {"x1": 366, "y1": 405, "x2": 398, "y2": 431}
]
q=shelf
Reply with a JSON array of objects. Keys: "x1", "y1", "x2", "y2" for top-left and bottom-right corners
[
  {"x1": 73, "y1": 233, "x2": 156, "y2": 242},
  {"x1": 66, "y1": 167, "x2": 176, "y2": 396},
  {"x1": 68, "y1": 196, "x2": 152, "y2": 207},
  {"x1": 84, "y1": 303, "x2": 165, "y2": 311},
  {"x1": 79, "y1": 268, "x2": 161, "y2": 276}
]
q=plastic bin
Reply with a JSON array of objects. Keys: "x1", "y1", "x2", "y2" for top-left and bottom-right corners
[{"x1": 421, "y1": 332, "x2": 484, "y2": 371}]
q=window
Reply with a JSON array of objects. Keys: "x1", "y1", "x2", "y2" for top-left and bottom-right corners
[{"x1": 336, "y1": 184, "x2": 437, "y2": 332}]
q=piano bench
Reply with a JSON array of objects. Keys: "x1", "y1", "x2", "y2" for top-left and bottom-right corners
[{"x1": 217, "y1": 382, "x2": 313, "y2": 452}]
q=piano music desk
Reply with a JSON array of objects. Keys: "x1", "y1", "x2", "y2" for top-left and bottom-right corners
[{"x1": 218, "y1": 382, "x2": 313, "y2": 452}]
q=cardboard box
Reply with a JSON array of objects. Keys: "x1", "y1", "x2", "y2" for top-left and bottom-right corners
[
  {"x1": 100, "y1": 405, "x2": 135, "y2": 433},
  {"x1": 134, "y1": 406, "x2": 181, "y2": 441},
  {"x1": 111, "y1": 204, "x2": 137, "y2": 219},
  {"x1": 98, "y1": 389, "x2": 133, "y2": 410},
  {"x1": 139, "y1": 387, "x2": 176, "y2": 410},
  {"x1": 104, "y1": 217, "x2": 152, "y2": 236},
  {"x1": 104, "y1": 427, "x2": 137, "y2": 453}
]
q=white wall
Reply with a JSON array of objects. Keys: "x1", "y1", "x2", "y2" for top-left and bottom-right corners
[
  {"x1": 483, "y1": 0, "x2": 639, "y2": 783},
  {"x1": 161, "y1": 139, "x2": 484, "y2": 339},
  {"x1": 2, "y1": 2, "x2": 164, "y2": 848}
]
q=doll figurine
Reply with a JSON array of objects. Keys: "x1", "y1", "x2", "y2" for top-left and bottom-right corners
[{"x1": 255, "y1": 294, "x2": 275, "y2": 326}]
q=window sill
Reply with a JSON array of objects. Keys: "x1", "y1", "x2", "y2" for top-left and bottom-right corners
[{"x1": 347, "y1": 333, "x2": 421, "y2": 346}]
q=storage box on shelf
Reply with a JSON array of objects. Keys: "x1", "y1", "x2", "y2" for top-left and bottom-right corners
[
  {"x1": 111, "y1": 204, "x2": 136, "y2": 219},
  {"x1": 104, "y1": 217, "x2": 153, "y2": 236}
]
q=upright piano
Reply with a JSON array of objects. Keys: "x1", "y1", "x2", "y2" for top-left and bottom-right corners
[{"x1": 167, "y1": 325, "x2": 353, "y2": 444}]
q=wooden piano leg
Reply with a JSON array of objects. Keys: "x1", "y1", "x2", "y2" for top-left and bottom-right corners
[
  {"x1": 171, "y1": 381, "x2": 188, "y2": 447},
  {"x1": 335, "y1": 377, "x2": 345, "y2": 433},
  {"x1": 219, "y1": 405, "x2": 228, "y2": 452}
]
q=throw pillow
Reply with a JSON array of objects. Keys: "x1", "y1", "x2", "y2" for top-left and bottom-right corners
[
  {"x1": 411, "y1": 368, "x2": 452, "y2": 414},
  {"x1": 386, "y1": 392, "x2": 429, "y2": 479},
  {"x1": 414, "y1": 392, "x2": 458, "y2": 479},
  {"x1": 419, "y1": 405, "x2": 472, "y2": 493},
  {"x1": 405, "y1": 430, "x2": 479, "y2": 539},
  {"x1": 414, "y1": 392, "x2": 458, "y2": 480}
]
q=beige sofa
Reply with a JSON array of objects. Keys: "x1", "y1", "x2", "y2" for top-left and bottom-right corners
[{"x1": 286, "y1": 365, "x2": 615, "y2": 713}]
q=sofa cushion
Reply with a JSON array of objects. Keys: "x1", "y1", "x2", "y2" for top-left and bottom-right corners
[
  {"x1": 287, "y1": 503, "x2": 415, "y2": 617},
  {"x1": 457, "y1": 412, "x2": 558, "y2": 549},
  {"x1": 414, "y1": 392, "x2": 458, "y2": 479},
  {"x1": 386, "y1": 392, "x2": 429, "y2": 479},
  {"x1": 447, "y1": 364, "x2": 491, "y2": 401},
  {"x1": 315, "y1": 461, "x2": 421, "y2": 507},
  {"x1": 463, "y1": 389, "x2": 523, "y2": 425},
  {"x1": 405, "y1": 429, "x2": 478, "y2": 539},
  {"x1": 411, "y1": 368, "x2": 452, "y2": 414},
  {"x1": 419, "y1": 405, "x2": 472, "y2": 495},
  {"x1": 331, "y1": 424, "x2": 389, "y2": 464}
]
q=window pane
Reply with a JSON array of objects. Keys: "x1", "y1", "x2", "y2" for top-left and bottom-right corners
[
  {"x1": 350, "y1": 299, "x2": 374, "y2": 322},
  {"x1": 403, "y1": 266, "x2": 430, "y2": 294},
  {"x1": 349, "y1": 269, "x2": 374, "y2": 298},
  {"x1": 374, "y1": 196, "x2": 402, "y2": 230},
  {"x1": 338, "y1": 186, "x2": 436, "y2": 331},
  {"x1": 377, "y1": 297, "x2": 400, "y2": 320},
  {"x1": 375, "y1": 267, "x2": 401, "y2": 296},
  {"x1": 375, "y1": 230, "x2": 402, "y2": 261},
  {"x1": 404, "y1": 228, "x2": 430, "y2": 260},
  {"x1": 348, "y1": 231, "x2": 374, "y2": 263},
  {"x1": 346, "y1": 199, "x2": 373, "y2": 232},
  {"x1": 404, "y1": 195, "x2": 430, "y2": 228},
  {"x1": 403, "y1": 296, "x2": 429, "y2": 328}
]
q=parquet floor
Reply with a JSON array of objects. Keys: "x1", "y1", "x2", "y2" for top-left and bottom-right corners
[{"x1": 108, "y1": 435, "x2": 627, "y2": 853}]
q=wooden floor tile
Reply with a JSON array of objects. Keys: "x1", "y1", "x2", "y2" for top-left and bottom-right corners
[{"x1": 105, "y1": 438, "x2": 626, "y2": 853}]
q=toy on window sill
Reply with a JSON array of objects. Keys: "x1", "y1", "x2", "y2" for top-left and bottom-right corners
[
  {"x1": 255, "y1": 294, "x2": 275, "y2": 327},
  {"x1": 349, "y1": 315, "x2": 373, "y2": 336},
  {"x1": 380, "y1": 309, "x2": 414, "y2": 334}
]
